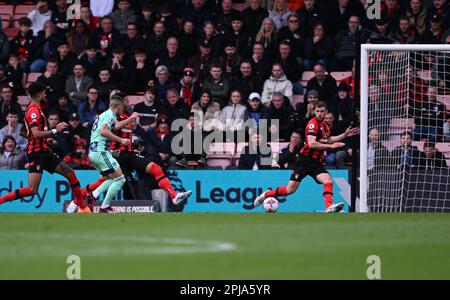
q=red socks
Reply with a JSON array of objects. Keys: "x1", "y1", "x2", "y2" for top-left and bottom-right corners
[
  {"x1": 323, "y1": 183, "x2": 333, "y2": 208},
  {"x1": 82, "y1": 177, "x2": 106, "y2": 198},
  {"x1": 148, "y1": 163, "x2": 177, "y2": 199},
  {"x1": 0, "y1": 187, "x2": 34, "y2": 205},
  {"x1": 67, "y1": 172, "x2": 86, "y2": 208},
  {"x1": 264, "y1": 186, "x2": 288, "y2": 198}
]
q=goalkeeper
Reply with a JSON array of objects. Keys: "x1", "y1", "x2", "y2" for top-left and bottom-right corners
[{"x1": 253, "y1": 101, "x2": 359, "y2": 212}]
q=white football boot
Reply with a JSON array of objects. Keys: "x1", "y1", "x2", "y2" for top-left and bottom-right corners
[
  {"x1": 172, "y1": 190, "x2": 192, "y2": 205},
  {"x1": 326, "y1": 202, "x2": 345, "y2": 213},
  {"x1": 253, "y1": 190, "x2": 269, "y2": 207},
  {"x1": 66, "y1": 200, "x2": 78, "y2": 214}
]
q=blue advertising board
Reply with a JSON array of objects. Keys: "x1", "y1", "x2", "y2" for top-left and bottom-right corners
[{"x1": 0, "y1": 170, "x2": 350, "y2": 213}]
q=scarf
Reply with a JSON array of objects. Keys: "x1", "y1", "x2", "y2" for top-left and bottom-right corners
[{"x1": 181, "y1": 84, "x2": 193, "y2": 107}]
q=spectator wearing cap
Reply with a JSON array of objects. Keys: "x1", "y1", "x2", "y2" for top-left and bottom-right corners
[
  {"x1": 157, "y1": 37, "x2": 187, "y2": 82},
  {"x1": 139, "y1": 114, "x2": 175, "y2": 166},
  {"x1": 178, "y1": 68, "x2": 200, "y2": 108},
  {"x1": 368, "y1": 14, "x2": 392, "y2": 44},
  {"x1": 191, "y1": 90, "x2": 221, "y2": 132},
  {"x1": 303, "y1": 21, "x2": 334, "y2": 71},
  {"x1": 54, "y1": 93, "x2": 75, "y2": 123},
  {"x1": 37, "y1": 59, "x2": 65, "y2": 104},
  {"x1": 244, "y1": 92, "x2": 270, "y2": 133},
  {"x1": 30, "y1": 20, "x2": 65, "y2": 73},
  {"x1": 426, "y1": 0, "x2": 450, "y2": 30},
  {"x1": 202, "y1": 63, "x2": 231, "y2": 108},
  {"x1": 274, "y1": 40, "x2": 303, "y2": 94},
  {"x1": 63, "y1": 138, "x2": 94, "y2": 170},
  {"x1": 213, "y1": 0, "x2": 240, "y2": 36},
  {"x1": 242, "y1": 0, "x2": 269, "y2": 38},
  {"x1": 268, "y1": 92, "x2": 295, "y2": 141},
  {"x1": 28, "y1": 0, "x2": 53, "y2": 37},
  {"x1": 10, "y1": 17, "x2": 33, "y2": 73},
  {"x1": 231, "y1": 60, "x2": 264, "y2": 103},
  {"x1": 218, "y1": 41, "x2": 242, "y2": 80},
  {"x1": 0, "y1": 135, "x2": 26, "y2": 170},
  {"x1": 295, "y1": 88, "x2": 318, "y2": 129},
  {"x1": 65, "y1": 62, "x2": 94, "y2": 105},
  {"x1": 78, "y1": 86, "x2": 107, "y2": 129},
  {"x1": 178, "y1": 20, "x2": 199, "y2": 60},
  {"x1": 124, "y1": 49, "x2": 155, "y2": 94},
  {"x1": 261, "y1": 63, "x2": 293, "y2": 105},
  {"x1": 405, "y1": 0, "x2": 427, "y2": 35},
  {"x1": 181, "y1": 0, "x2": 213, "y2": 35},
  {"x1": 46, "y1": 111, "x2": 72, "y2": 157},
  {"x1": 90, "y1": 16, "x2": 121, "y2": 58},
  {"x1": 269, "y1": 0, "x2": 293, "y2": 30},
  {"x1": 67, "y1": 112, "x2": 90, "y2": 141},
  {"x1": 161, "y1": 88, "x2": 190, "y2": 127},
  {"x1": 419, "y1": 14, "x2": 444, "y2": 44},
  {"x1": 121, "y1": 22, "x2": 145, "y2": 62},
  {"x1": 78, "y1": 43, "x2": 105, "y2": 78},
  {"x1": 277, "y1": 14, "x2": 305, "y2": 60},
  {"x1": 390, "y1": 16, "x2": 418, "y2": 44},
  {"x1": 223, "y1": 13, "x2": 252, "y2": 58},
  {"x1": 55, "y1": 40, "x2": 77, "y2": 79},
  {"x1": 66, "y1": 19, "x2": 91, "y2": 57},
  {"x1": 304, "y1": 63, "x2": 337, "y2": 113},
  {"x1": 335, "y1": 82, "x2": 354, "y2": 133},
  {"x1": 110, "y1": 0, "x2": 137, "y2": 36},
  {"x1": 133, "y1": 87, "x2": 160, "y2": 129},
  {"x1": 187, "y1": 38, "x2": 215, "y2": 82}
]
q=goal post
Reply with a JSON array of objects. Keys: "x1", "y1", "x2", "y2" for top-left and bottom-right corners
[{"x1": 360, "y1": 44, "x2": 450, "y2": 213}]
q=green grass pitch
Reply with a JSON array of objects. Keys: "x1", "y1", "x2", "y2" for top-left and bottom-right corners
[{"x1": 0, "y1": 213, "x2": 449, "y2": 279}]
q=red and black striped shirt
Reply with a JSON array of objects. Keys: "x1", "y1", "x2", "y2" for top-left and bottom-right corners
[
  {"x1": 24, "y1": 102, "x2": 49, "y2": 154},
  {"x1": 110, "y1": 113, "x2": 133, "y2": 152},
  {"x1": 300, "y1": 117, "x2": 330, "y2": 163}
]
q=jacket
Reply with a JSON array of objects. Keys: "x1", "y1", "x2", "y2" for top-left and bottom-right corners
[
  {"x1": 65, "y1": 75, "x2": 94, "y2": 105},
  {"x1": 191, "y1": 100, "x2": 221, "y2": 131},
  {"x1": 261, "y1": 74, "x2": 293, "y2": 105},
  {"x1": 238, "y1": 145, "x2": 273, "y2": 170},
  {"x1": 110, "y1": 9, "x2": 137, "y2": 35},
  {"x1": 0, "y1": 148, "x2": 26, "y2": 170},
  {"x1": 202, "y1": 76, "x2": 231, "y2": 108},
  {"x1": 219, "y1": 103, "x2": 247, "y2": 131}
]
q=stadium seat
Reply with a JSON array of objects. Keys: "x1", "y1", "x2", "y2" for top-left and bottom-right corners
[
  {"x1": 412, "y1": 141, "x2": 425, "y2": 152},
  {"x1": 330, "y1": 71, "x2": 352, "y2": 82},
  {"x1": 436, "y1": 143, "x2": 450, "y2": 157},
  {"x1": 436, "y1": 94, "x2": 450, "y2": 110},
  {"x1": 27, "y1": 72, "x2": 42, "y2": 83},
  {"x1": 231, "y1": 3, "x2": 246, "y2": 11},
  {"x1": 382, "y1": 139, "x2": 400, "y2": 152},
  {"x1": 389, "y1": 118, "x2": 415, "y2": 134},
  {"x1": 17, "y1": 95, "x2": 30, "y2": 110},
  {"x1": 225, "y1": 165, "x2": 239, "y2": 170},
  {"x1": 127, "y1": 95, "x2": 142, "y2": 107},
  {"x1": 206, "y1": 142, "x2": 235, "y2": 158},
  {"x1": 301, "y1": 71, "x2": 315, "y2": 82},
  {"x1": 417, "y1": 69, "x2": 432, "y2": 81},
  {"x1": 0, "y1": 5, "x2": 14, "y2": 16},
  {"x1": 206, "y1": 158, "x2": 230, "y2": 169},
  {"x1": 14, "y1": 5, "x2": 34, "y2": 15},
  {"x1": 291, "y1": 94, "x2": 303, "y2": 109},
  {"x1": 268, "y1": 142, "x2": 289, "y2": 161}
]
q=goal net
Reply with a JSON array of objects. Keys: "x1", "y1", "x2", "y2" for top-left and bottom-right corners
[{"x1": 360, "y1": 45, "x2": 450, "y2": 212}]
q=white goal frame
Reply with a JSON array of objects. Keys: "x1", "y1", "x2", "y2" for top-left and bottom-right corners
[{"x1": 359, "y1": 44, "x2": 450, "y2": 212}]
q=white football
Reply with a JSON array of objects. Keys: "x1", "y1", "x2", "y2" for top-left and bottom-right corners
[{"x1": 263, "y1": 197, "x2": 279, "y2": 213}]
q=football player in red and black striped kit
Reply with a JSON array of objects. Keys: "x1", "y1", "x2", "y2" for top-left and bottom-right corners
[
  {"x1": 0, "y1": 82, "x2": 91, "y2": 213},
  {"x1": 254, "y1": 101, "x2": 359, "y2": 213}
]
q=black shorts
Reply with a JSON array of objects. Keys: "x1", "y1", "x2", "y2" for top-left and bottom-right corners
[
  {"x1": 290, "y1": 155, "x2": 329, "y2": 184},
  {"x1": 28, "y1": 151, "x2": 62, "y2": 174},
  {"x1": 116, "y1": 151, "x2": 153, "y2": 177}
]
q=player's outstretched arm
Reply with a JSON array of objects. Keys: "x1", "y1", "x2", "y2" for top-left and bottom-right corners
[
  {"x1": 100, "y1": 124, "x2": 129, "y2": 145},
  {"x1": 30, "y1": 122, "x2": 68, "y2": 139},
  {"x1": 327, "y1": 126, "x2": 360, "y2": 143},
  {"x1": 114, "y1": 112, "x2": 140, "y2": 130},
  {"x1": 308, "y1": 135, "x2": 345, "y2": 150}
]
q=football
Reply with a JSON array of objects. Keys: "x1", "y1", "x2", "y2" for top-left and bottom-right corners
[{"x1": 263, "y1": 197, "x2": 279, "y2": 213}]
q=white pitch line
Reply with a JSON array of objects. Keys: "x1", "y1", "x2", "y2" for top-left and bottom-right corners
[{"x1": 0, "y1": 232, "x2": 237, "y2": 257}]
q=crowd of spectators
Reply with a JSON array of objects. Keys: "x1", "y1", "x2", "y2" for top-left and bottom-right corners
[{"x1": 0, "y1": 0, "x2": 449, "y2": 171}]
